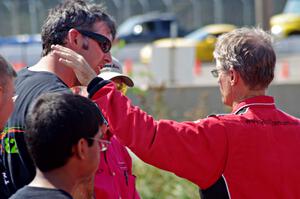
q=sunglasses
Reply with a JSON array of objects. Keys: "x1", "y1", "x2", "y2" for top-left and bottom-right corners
[
  {"x1": 88, "y1": 137, "x2": 111, "y2": 152},
  {"x1": 211, "y1": 69, "x2": 224, "y2": 78},
  {"x1": 77, "y1": 29, "x2": 111, "y2": 53}
]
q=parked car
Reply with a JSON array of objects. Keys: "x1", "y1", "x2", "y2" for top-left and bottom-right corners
[
  {"x1": 116, "y1": 12, "x2": 187, "y2": 44},
  {"x1": 139, "y1": 24, "x2": 237, "y2": 64},
  {"x1": 270, "y1": 0, "x2": 300, "y2": 38}
]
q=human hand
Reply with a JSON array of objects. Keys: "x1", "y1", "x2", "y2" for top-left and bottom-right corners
[{"x1": 51, "y1": 45, "x2": 97, "y2": 86}]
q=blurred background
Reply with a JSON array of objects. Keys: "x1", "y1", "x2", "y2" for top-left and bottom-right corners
[
  {"x1": 0, "y1": 0, "x2": 288, "y2": 36},
  {"x1": 1, "y1": 0, "x2": 300, "y2": 198}
]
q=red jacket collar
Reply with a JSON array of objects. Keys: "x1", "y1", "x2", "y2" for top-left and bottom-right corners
[{"x1": 232, "y1": 96, "x2": 275, "y2": 114}]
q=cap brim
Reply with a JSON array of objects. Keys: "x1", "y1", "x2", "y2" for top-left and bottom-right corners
[{"x1": 98, "y1": 72, "x2": 134, "y2": 87}]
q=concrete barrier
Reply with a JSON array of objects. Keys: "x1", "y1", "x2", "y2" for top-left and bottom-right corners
[{"x1": 128, "y1": 83, "x2": 300, "y2": 121}]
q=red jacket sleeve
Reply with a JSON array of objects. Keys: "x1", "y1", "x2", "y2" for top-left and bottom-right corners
[{"x1": 91, "y1": 82, "x2": 228, "y2": 188}]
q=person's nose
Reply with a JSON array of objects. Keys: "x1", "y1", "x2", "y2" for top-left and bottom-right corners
[
  {"x1": 217, "y1": 75, "x2": 221, "y2": 84},
  {"x1": 103, "y1": 52, "x2": 112, "y2": 63}
]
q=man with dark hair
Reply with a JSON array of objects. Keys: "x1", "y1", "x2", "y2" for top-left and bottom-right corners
[
  {"x1": 0, "y1": 0, "x2": 116, "y2": 198},
  {"x1": 0, "y1": 54, "x2": 16, "y2": 198},
  {"x1": 9, "y1": 92, "x2": 109, "y2": 199},
  {"x1": 0, "y1": 55, "x2": 16, "y2": 131},
  {"x1": 54, "y1": 27, "x2": 300, "y2": 198}
]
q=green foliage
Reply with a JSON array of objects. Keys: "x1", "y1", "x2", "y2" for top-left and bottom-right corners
[{"x1": 131, "y1": 155, "x2": 200, "y2": 199}]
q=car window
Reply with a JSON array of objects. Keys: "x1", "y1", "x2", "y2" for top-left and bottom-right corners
[
  {"x1": 159, "y1": 20, "x2": 172, "y2": 32},
  {"x1": 142, "y1": 21, "x2": 155, "y2": 33},
  {"x1": 284, "y1": 0, "x2": 300, "y2": 14},
  {"x1": 117, "y1": 18, "x2": 140, "y2": 35},
  {"x1": 185, "y1": 29, "x2": 208, "y2": 40}
]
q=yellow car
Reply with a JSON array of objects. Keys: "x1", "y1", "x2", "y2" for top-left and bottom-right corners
[
  {"x1": 270, "y1": 0, "x2": 300, "y2": 38},
  {"x1": 140, "y1": 24, "x2": 237, "y2": 64}
]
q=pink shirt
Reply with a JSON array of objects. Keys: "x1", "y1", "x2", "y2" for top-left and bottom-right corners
[{"x1": 94, "y1": 136, "x2": 140, "y2": 199}]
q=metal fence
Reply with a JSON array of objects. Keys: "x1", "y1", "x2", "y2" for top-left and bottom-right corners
[{"x1": 0, "y1": 0, "x2": 287, "y2": 36}]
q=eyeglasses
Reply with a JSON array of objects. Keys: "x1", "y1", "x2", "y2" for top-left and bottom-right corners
[
  {"x1": 211, "y1": 69, "x2": 223, "y2": 78},
  {"x1": 88, "y1": 137, "x2": 111, "y2": 152},
  {"x1": 115, "y1": 82, "x2": 128, "y2": 95},
  {"x1": 77, "y1": 29, "x2": 111, "y2": 53}
]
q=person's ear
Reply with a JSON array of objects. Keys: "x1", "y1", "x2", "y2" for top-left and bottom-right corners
[
  {"x1": 73, "y1": 138, "x2": 89, "y2": 160},
  {"x1": 67, "y1": 29, "x2": 83, "y2": 49},
  {"x1": 229, "y1": 68, "x2": 239, "y2": 86}
]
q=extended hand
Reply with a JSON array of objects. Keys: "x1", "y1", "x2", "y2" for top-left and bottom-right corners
[{"x1": 51, "y1": 45, "x2": 97, "y2": 86}]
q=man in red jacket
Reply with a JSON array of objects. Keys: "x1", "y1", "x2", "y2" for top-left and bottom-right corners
[{"x1": 53, "y1": 27, "x2": 300, "y2": 199}]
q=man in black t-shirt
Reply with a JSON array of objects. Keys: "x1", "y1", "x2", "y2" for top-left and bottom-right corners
[
  {"x1": 0, "y1": 0, "x2": 116, "y2": 198},
  {"x1": 0, "y1": 54, "x2": 16, "y2": 198},
  {"x1": 0, "y1": 55, "x2": 16, "y2": 132},
  {"x1": 9, "y1": 93, "x2": 108, "y2": 199}
]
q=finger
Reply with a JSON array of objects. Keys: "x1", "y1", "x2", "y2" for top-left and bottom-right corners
[
  {"x1": 51, "y1": 44, "x2": 74, "y2": 53},
  {"x1": 53, "y1": 50, "x2": 80, "y2": 65},
  {"x1": 58, "y1": 58, "x2": 77, "y2": 68},
  {"x1": 52, "y1": 46, "x2": 81, "y2": 60}
]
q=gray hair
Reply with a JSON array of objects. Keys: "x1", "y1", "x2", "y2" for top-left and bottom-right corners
[
  {"x1": 0, "y1": 54, "x2": 16, "y2": 88},
  {"x1": 213, "y1": 27, "x2": 276, "y2": 90},
  {"x1": 41, "y1": 0, "x2": 116, "y2": 56}
]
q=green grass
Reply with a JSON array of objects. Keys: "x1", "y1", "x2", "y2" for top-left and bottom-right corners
[{"x1": 132, "y1": 154, "x2": 200, "y2": 199}]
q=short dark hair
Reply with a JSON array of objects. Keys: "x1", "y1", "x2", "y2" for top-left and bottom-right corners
[
  {"x1": 41, "y1": 0, "x2": 116, "y2": 56},
  {"x1": 0, "y1": 54, "x2": 17, "y2": 88},
  {"x1": 214, "y1": 27, "x2": 276, "y2": 90},
  {"x1": 25, "y1": 92, "x2": 105, "y2": 172}
]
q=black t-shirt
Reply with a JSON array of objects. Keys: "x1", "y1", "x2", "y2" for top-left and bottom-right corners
[
  {"x1": 0, "y1": 68, "x2": 71, "y2": 198},
  {"x1": 9, "y1": 186, "x2": 73, "y2": 199}
]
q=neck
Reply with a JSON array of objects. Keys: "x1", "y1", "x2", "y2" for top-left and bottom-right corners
[
  {"x1": 29, "y1": 168, "x2": 79, "y2": 195},
  {"x1": 232, "y1": 89, "x2": 266, "y2": 108},
  {"x1": 29, "y1": 53, "x2": 78, "y2": 87}
]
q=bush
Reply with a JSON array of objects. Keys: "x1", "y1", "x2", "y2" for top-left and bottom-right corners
[{"x1": 132, "y1": 154, "x2": 199, "y2": 199}]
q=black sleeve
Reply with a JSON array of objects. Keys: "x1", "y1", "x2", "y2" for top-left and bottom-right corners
[{"x1": 87, "y1": 77, "x2": 110, "y2": 98}]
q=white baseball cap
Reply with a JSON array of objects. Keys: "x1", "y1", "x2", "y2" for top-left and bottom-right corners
[{"x1": 98, "y1": 57, "x2": 134, "y2": 87}]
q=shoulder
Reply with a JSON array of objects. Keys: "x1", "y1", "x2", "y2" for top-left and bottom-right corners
[
  {"x1": 205, "y1": 112, "x2": 238, "y2": 123},
  {"x1": 9, "y1": 186, "x2": 30, "y2": 199},
  {"x1": 17, "y1": 68, "x2": 65, "y2": 85},
  {"x1": 16, "y1": 69, "x2": 70, "y2": 93},
  {"x1": 9, "y1": 186, "x2": 73, "y2": 199},
  {"x1": 207, "y1": 113, "x2": 230, "y2": 118},
  {"x1": 192, "y1": 113, "x2": 243, "y2": 129}
]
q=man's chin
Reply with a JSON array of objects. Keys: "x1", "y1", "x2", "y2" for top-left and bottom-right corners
[{"x1": 97, "y1": 65, "x2": 103, "y2": 72}]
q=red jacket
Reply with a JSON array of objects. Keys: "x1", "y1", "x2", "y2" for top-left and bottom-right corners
[
  {"x1": 94, "y1": 136, "x2": 140, "y2": 199},
  {"x1": 90, "y1": 82, "x2": 300, "y2": 199}
]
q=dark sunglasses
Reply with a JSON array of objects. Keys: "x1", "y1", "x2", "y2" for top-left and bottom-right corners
[
  {"x1": 88, "y1": 137, "x2": 111, "y2": 152},
  {"x1": 77, "y1": 29, "x2": 111, "y2": 53},
  {"x1": 211, "y1": 69, "x2": 220, "y2": 78}
]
